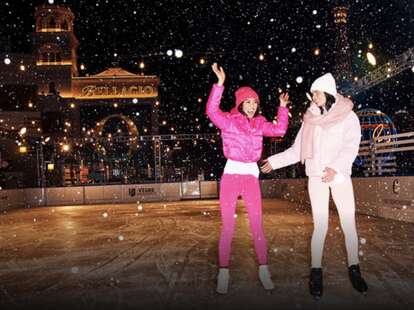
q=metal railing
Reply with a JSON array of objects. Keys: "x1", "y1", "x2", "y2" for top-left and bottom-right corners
[
  {"x1": 343, "y1": 47, "x2": 414, "y2": 96},
  {"x1": 358, "y1": 131, "x2": 414, "y2": 176}
]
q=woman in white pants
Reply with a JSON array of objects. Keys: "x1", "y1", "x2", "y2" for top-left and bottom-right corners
[{"x1": 261, "y1": 73, "x2": 368, "y2": 298}]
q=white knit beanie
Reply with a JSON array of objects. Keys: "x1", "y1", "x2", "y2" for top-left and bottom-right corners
[{"x1": 310, "y1": 73, "x2": 337, "y2": 97}]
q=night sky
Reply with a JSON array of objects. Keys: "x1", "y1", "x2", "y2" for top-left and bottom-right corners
[{"x1": 1, "y1": 0, "x2": 413, "y2": 135}]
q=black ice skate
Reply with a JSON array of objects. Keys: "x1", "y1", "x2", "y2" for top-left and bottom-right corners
[
  {"x1": 348, "y1": 264, "x2": 368, "y2": 294},
  {"x1": 309, "y1": 268, "x2": 323, "y2": 299}
]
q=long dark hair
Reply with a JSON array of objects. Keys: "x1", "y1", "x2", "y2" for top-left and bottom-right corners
[
  {"x1": 319, "y1": 92, "x2": 336, "y2": 114},
  {"x1": 238, "y1": 101, "x2": 261, "y2": 118}
]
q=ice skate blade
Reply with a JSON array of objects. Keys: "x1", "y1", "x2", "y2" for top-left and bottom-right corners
[
  {"x1": 263, "y1": 284, "x2": 275, "y2": 291},
  {"x1": 312, "y1": 294, "x2": 322, "y2": 301}
]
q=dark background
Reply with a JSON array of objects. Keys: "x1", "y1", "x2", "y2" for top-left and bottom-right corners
[
  {"x1": 0, "y1": 0, "x2": 413, "y2": 181},
  {"x1": 1, "y1": 0, "x2": 413, "y2": 134}
]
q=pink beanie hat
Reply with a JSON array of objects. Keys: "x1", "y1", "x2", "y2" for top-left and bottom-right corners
[{"x1": 235, "y1": 86, "x2": 260, "y2": 108}]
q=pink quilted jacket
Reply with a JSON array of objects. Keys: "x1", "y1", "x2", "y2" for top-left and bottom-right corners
[{"x1": 206, "y1": 84, "x2": 289, "y2": 162}]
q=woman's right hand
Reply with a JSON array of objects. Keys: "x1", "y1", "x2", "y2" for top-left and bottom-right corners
[
  {"x1": 260, "y1": 159, "x2": 273, "y2": 174},
  {"x1": 212, "y1": 63, "x2": 225, "y2": 86}
]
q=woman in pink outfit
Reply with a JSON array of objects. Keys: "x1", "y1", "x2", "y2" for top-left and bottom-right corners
[
  {"x1": 261, "y1": 73, "x2": 368, "y2": 298},
  {"x1": 206, "y1": 63, "x2": 289, "y2": 294}
]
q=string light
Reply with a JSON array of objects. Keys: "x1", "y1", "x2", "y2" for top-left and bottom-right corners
[
  {"x1": 367, "y1": 52, "x2": 377, "y2": 66},
  {"x1": 19, "y1": 127, "x2": 27, "y2": 135},
  {"x1": 174, "y1": 49, "x2": 183, "y2": 58},
  {"x1": 61, "y1": 144, "x2": 70, "y2": 152}
]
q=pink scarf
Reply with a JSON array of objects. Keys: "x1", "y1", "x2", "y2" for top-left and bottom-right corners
[{"x1": 300, "y1": 93, "x2": 354, "y2": 163}]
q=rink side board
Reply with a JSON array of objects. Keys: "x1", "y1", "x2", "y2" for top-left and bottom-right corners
[{"x1": 0, "y1": 177, "x2": 413, "y2": 223}]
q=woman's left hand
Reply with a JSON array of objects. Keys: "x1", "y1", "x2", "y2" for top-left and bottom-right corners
[
  {"x1": 279, "y1": 93, "x2": 290, "y2": 108},
  {"x1": 321, "y1": 167, "x2": 337, "y2": 183}
]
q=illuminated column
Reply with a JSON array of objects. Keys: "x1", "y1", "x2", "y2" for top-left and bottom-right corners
[
  {"x1": 332, "y1": 5, "x2": 352, "y2": 81},
  {"x1": 32, "y1": 4, "x2": 79, "y2": 96}
]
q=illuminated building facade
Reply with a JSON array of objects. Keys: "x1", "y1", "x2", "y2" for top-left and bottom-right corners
[{"x1": 0, "y1": 4, "x2": 160, "y2": 187}]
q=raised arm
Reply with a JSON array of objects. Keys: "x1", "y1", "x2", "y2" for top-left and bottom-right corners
[
  {"x1": 205, "y1": 63, "x2": 229, "y2": 130},
  {"x1": 262, "y1": 92, "x2": 290, "y2": 137},
  {"x1": 262, "y1": 106, "x2": 289, "y2": 137}
]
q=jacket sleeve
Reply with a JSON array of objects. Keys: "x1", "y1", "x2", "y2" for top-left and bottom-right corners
[
  {"x1": 262, "y1": 106, "x2": 289, "y2": 137},
  {"x1": 205, "y1": 84, "x2": 230, "y2": 130},
  {"x1": 267, "y1": 123, "x2": 303, "y2": 170},
  {"x1": 327, "y1": 113, "x2": 361, "y2": 175}
]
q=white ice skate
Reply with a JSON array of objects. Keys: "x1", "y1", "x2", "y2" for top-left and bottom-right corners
[
  {"x1": 259, "y1": 265, "x2": 275, "y2": 290},
  {"x1": 216, "y1": 268, "x2": 230, "y2": 294}
]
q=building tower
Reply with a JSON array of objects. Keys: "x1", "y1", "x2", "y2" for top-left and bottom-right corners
[
  {"x1": 32, "y1": 4, "x2": 79, "y2": 97},
  {"x1": 332, "y1": 4, "x2": 352, "y2": 81}
]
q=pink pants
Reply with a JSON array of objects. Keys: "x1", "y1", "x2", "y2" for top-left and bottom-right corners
[{"x1": 218, "y1": 173, "x2": 268, "y2": 267}]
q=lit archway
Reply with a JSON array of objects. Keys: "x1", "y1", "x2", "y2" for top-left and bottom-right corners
[{"x1": 95, "y1": 114, "x2": 139, "y2": 155}]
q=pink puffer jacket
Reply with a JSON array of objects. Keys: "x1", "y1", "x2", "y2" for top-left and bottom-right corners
[{"x1": 206, "y1": 84, "x2": 289, "y2": 163}]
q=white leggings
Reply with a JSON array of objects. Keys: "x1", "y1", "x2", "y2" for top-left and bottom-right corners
[{"x1": 308, "y1": 176, "x2": 359, "y2": 268}]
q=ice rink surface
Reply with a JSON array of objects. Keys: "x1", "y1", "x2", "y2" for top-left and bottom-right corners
[{"x1": 0, "y1": 198, "x2": 413, "y2": 310}]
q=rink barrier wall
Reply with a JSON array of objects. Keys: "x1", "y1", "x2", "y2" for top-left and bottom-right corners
[
  {"x1": 260, "y1": 176, "x2": 414, "y2": 223},
  {"x1": 0, "y1": 188, "x2": 26, "y2": 210},
  {"x1": 0, "y1": 177, "x2": 413, "y2": 223}
]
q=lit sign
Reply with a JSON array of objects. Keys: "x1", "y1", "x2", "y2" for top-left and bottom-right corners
[
  {"x1": 72, "y1": 69, "x2": 159, "y2": 99},
  {"x1": 79, "y1": 85, "x2": 155, "y2": 98}
]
